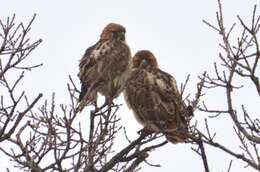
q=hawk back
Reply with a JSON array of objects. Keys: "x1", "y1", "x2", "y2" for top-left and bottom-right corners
[
  {"x1": 124, "y1": 67, "x2": 190, "y2": 143},
  {"x1": 78, "y1": 39, "x2": 131, "y2": 105}
]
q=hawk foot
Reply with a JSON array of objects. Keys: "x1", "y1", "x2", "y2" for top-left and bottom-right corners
[{"x1": 137, "y1": 127, "x2": 154, "y2": 136}]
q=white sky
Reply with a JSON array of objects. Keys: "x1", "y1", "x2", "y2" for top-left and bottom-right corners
[{"x1": 0, "y1": 0, "x2": 259, "y2": 171}]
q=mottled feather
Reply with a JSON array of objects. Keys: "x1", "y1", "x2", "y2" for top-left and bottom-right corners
[
  {"x1": 124, "y1": 50, "x2": 191, "y2": 143},
  {"x1": 78, "y1": 23, "x2": 131, "y2": 110}
]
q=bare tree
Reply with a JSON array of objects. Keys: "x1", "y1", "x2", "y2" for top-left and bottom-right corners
[
  {"x1": 0, "y1": 15, "x2": 169, "y2": 172},
  {"x1": 1, "y1": 0, "x2": 260, "y2": 171},
  {"x1": 0, "y1": 14, "x2": 42, "y2": 143},
  {"x1": 190, "y1": 0, "x2": 260, "y2": 171}
]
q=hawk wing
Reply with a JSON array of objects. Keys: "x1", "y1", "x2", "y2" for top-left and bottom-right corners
[
  {"x1": 78, "y1": 42, "x2": 100, "y2": 102},
  {"x1": 78, "y1": 40, "x2": 131, "y2": 104},
  {"x1": 125, "y1": 68, "x2": 189, "y2": 140}
]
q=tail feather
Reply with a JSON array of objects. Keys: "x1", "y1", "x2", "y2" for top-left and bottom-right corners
[
  {"x1": 165, "y1": 118, "x2": 189, "y2": 144},
  {"x1": 77, "y1": 83, "x2": 97, "y2": 112},
  {"x1": 78, "y1": 83, "x2": 88, "y2": 102}
]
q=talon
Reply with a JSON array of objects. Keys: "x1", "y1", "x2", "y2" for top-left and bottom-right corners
[{"x1": 137, "y1": 128, "x2": 153, "y2": 136}]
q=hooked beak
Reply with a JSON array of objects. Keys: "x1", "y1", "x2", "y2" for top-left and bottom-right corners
[{"x1": 118, "y1": 31, "x2": 125, "y2": 41}]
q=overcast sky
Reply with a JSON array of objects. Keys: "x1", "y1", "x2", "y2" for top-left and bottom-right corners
[{"x1": 0, "y1": 0, "x2": 259, "y2": 171}]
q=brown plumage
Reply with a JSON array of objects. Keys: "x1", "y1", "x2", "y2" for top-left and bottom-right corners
[
  {"x1": 78, "y1": 23, "x2": 131, "y2": 110},
  {"x1": 124, "y1": 50, "x2": 192, "y2": 143}
]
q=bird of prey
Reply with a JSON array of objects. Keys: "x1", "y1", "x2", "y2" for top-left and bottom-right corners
[
  {"x1": 124, "y1": 50, "x2": 192, "y2": 143},
  {"x1": 78, "y1": 23, "x2": 131, "y2": 110}
]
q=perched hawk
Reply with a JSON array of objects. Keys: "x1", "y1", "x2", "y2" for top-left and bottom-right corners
[
  {"x1": 78, "y1": 23, "x2": 131, "y2": 109},
  {"x1": 124, "y1": 50, "x2": 192, "y2": 143}
]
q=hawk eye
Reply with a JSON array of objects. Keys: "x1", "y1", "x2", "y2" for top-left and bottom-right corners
[
  {"x1": 112, "y1": 31, "x2": 125, "y2": 41},
  {"x1": 140, "y1": 59, "x2": 149, "y2": 67}
]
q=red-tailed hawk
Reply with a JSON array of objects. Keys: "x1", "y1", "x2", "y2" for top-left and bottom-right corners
[
  {"x1": 124, "y1": 50, "x2": 192, "y2": 143},
  {"x1": 78, "y1": 23, "x2": 131, "y2": 109}
]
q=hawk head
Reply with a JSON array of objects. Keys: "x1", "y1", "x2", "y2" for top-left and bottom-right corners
[
  {"x1": 100, "y1": 23, "x2": 126, "y2": 42},
  {"x1": 132, "y1": 50, "x2": 159, "y2": 69}
]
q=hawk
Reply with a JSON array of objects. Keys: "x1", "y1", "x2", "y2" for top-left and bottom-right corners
[
  {"x1": 78, "y1": 23, "x2": 131, "y2": 110},
  {"x1": 124, "y1": 50, "x2": 192, "y2": 143}
]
